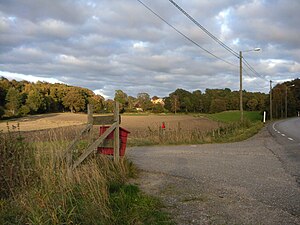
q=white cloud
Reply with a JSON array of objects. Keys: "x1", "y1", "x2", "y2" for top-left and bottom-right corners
[
  {"x1": 93, "y1": 89, "x2": 109, "y2": 99},
  {"x1": 0, "y1": 71, "x2": 64, "y2": 84}
]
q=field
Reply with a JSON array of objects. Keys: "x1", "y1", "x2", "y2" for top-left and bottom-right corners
[
  {"x1": 0, "y1": 112, "x2": 263, "y2": 146},
  {"x1": 0, "y1": 113, "x2": 220, "y2": 133}
]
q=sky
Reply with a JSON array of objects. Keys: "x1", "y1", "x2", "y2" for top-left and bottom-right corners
[{"x1": 0, "y1": 0, "x2": 299, "y2": 99}]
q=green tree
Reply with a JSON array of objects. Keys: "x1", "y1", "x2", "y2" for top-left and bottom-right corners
[
  {"x1": 5, "y1": 87, "x2": 21, "y2": 115},
  {"x1": 247, "y1": 98, "x2": 258, "y2": 111},
  {"x1": 171, "y1": 95, "x2": 180, "y2": 114},
  {"x1": 127, "y1": 96, "x2": 137, "y2": 112},
  {"x1": 88, "y1": 95, "x2": 104, "y2": 113},
  {"x1": 104, "y1": 99, "x2": 114, "y2": 113},
  {"x1": 191, "y1": 90, "x2": 203, "y2": 112},
  {"x1": 210, "y1": 99, "x2": 226, "y2": 113},
  {"x1": 114, "y1": 90, "x2": 128, "y2": 112},
  {"x1": 19, "y1": 105, "x2": 30, "y2": 116},
  {"x1": 62, "y1": 88, "x2": 86, "y2": 112},
  {"x1": 26, "y1": 89, "x2": 47, "y2": 113},
  {"x1": 137, "y1": 92, "x2": 152, "y2": 111}
]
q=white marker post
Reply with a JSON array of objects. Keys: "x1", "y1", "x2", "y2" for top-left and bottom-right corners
[{"x1": 263, "y1": 111, "x2": 266, "y2": 123}]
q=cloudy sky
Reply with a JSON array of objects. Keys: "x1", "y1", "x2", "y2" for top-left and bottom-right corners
[{"x1": 0, "y1": 0, "x2": 299, "y2": 99}]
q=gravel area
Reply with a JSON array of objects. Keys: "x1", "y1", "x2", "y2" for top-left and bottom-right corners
[{"x1": 127, "y1": 127, "x2": 300, "y2": 224}]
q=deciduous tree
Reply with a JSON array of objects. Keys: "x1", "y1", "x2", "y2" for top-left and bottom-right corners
[
  {"x1": 5, "y1": 87, "x2": 21, "y2": 115},
  {"x1": 62, "y1": 88, "x2": 86, "y2": 113}
]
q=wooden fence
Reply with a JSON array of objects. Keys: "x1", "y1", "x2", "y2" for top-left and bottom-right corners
[{"x1": 64, "y1": 102, "x2": 120, "y2": 176}]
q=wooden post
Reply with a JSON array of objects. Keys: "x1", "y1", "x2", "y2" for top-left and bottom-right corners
[
  {"x1": 114, "y1": 101, "x2": 120, "y2": 162},
  {"x1": 87, "y1": 104, "x2": 94, "y2": 146},
  {"x1": 72, "y1": 123, "x2": 117, "y2": 170},
  {"x1": 88, "y1": 104, "x2": 93, "y2": 125}
]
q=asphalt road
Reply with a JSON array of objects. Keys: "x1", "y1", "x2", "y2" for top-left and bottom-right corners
[
  {"x1": 128, "y1": 124, "x2": 300, "y2": 224},
  {"x1": 268, "y1": 117, "x2": 300, "y2": 185}
]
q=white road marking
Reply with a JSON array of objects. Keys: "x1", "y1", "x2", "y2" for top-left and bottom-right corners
[
  {"x1": 277, "y1": 131, "x2": 281, "y2": 134},
  {"x1": 281, "y1": 134, "x2": 286, "y2": 137},
  {"x1": 288, "y1": 138, "x2": 294, "y2": 141}
]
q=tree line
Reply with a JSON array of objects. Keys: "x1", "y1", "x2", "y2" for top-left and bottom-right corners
[
  {"x1": 0, "y1": 76, "x2": 299, "y2": 119},
  {"x1": 267, "y1": 79, "x2": 300, "y2": 118}
]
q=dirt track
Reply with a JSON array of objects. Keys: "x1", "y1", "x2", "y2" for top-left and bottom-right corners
[{"x1": 127, "y1": 128, "x2": 300, "y2": 224}]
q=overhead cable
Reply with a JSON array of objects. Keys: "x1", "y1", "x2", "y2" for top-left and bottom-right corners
[
  {"x1": 136, "y1": 0, "x2": 237, "y2": 67},
  {"x1": 242, "y1": 57, "x2": 268, "y2": 81},
  {"x1": 168, "y1": 0, "x2": 240, "y2": 58},
  {"x1": 242, "y1": 68, "x2": 269, "y2": 89}
]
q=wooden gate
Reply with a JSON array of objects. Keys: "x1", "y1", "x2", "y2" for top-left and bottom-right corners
[{"x1": 64, "y1": 102, "x2": 120, "y2": 176}]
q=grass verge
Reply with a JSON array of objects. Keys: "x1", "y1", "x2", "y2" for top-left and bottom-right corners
[{"x1": 128, "y1": 111, "x2": 264, "y2": 146}]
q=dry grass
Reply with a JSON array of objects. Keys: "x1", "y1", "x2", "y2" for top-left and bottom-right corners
[
  {"x1": 0, "y1": 113, "x2": 220, "y2": 132},
  {"x1": 0, "y1": 113, "x2": 86, "y2": 132},
  {"x1": 0, "y1": 124, "x2": 173, "y2": 224}
]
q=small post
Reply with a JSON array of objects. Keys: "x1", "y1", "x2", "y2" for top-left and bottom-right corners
[
  {"x1": 263, "y1": 111, "x2": 266, "y2": 123},
  {"x1": 88, "y1": 104, "x2": 93, "y2": 125},
  {"x1": 114, "y1": 101, "x2": 120, "y2": 162},
  {"x1": 87, "y1": 104, "x2": 94, "y2": 146},
  {"x1": 285, "y1": 85, "x2": 288, "y2": 118},
  {"x1": 270, "y1": 80, "x2": 273, "y2": 120}
]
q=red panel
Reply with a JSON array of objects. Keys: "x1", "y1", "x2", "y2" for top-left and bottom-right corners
[{"x1": 98, "y1": 126, "x2": 130, "y2": 156}]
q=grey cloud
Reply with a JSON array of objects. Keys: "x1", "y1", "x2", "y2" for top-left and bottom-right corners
[
  {"x1": 0, "y1": 0, "x2": 299, "y2": 98},
  {"x1": 0, "y1": 0, "x2": 89, "y2": 24}
]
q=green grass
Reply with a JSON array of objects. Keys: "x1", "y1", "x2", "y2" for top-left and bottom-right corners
[{"x1": 205, "y1": 111, "x2": 262, "y2": 123}]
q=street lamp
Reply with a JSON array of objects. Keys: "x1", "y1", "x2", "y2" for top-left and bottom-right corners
[
  {"x1": 285, "y1": 84, "x2": 295, "y2": 118},
  {"x1": 239, "y1": 48, "x2": 261, "y2": 121}
]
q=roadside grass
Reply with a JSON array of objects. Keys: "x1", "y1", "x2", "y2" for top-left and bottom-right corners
[
  {"x1": 128, "y1": 111, "x2": 264, "y2": 146},
  {"x1": 0, "y1": 128, "x2": 174, "y2": 224}
]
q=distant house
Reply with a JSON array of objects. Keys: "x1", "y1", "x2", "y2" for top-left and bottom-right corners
[{"x1": 151, "y1": 98, "x2": 165, "y2": 106}]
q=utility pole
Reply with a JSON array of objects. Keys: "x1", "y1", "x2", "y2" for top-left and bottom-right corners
[
  {"x1": 239, "y1": 51, "x2": 243, "y2": 122},
  {"x1": 285, "y1": 84, "x2": 295, "y2": 118},
  {"x1": 270, "y1": 80, "x2": 273, "y2": 120},
  {"x1": 239, "y1": 48, "x2": 260, "y2": 122},
  {"x1": 285, "y1": 85, "x2": 288, "y2": 118}
]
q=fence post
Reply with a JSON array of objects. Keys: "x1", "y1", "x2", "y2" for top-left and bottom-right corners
[
  {"x1": 87, "y1": 104, "x2": 93, "y2": 125},
  {"x1": 87, "y1": 104, "x2": 95, "y2": 150},
  {"x1": 114, "y1": 102, "x2": 120, "y2": 162}
]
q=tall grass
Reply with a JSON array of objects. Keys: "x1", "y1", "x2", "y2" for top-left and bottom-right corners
[
  {"x1": 0, "y1": 125, "x2": 173, "y2": 224},
  {"x1": 0, "y1": 124, "x2": 37, "y2": 199},
  {"x1": 128, "y1": 118, "x2": 263, "y2": 146}
]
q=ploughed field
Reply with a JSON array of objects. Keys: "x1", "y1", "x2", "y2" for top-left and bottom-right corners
[{"x1": 0, "y1": 113, "x2": 220, "y2": 134}]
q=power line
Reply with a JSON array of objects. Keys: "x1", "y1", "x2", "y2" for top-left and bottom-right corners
[
  {"x1": 136, "y1": 0, "x2": 237, "y2": 67},
  {"x1": 242, "y1": 67, "x2": 268, "y2": 90},
  {"x1": 242, "y1": 57, "x2": 268, "y2": 81},
  {"x1": 168, "y1": 0, "x2": 240, "y2": 58}
]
